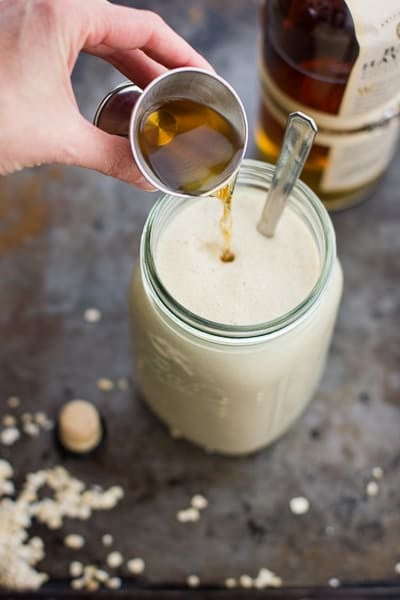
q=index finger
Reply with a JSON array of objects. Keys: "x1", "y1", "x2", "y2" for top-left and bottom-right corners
[{"x1": 83, "y1": 3, "x2": 213, "y2": 73}]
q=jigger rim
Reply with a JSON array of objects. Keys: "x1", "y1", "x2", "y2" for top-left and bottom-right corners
[{"x1": 129, "y1": 66, "x2": 248, "y2": 198}]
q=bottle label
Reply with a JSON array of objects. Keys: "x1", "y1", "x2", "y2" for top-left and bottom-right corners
[
  {"x1": 341, "y1": 1, "x2": 400, "y2": 120},
  {"x1": 259, "y1": 80, "x2": 400, "y2": 191},
  {"x1": 259, "y1": 1, "x2": 400, "y2": 192},
  {"x1": 323, "y1": 0, "x2": 400, "y2": 190},
  {"x1": 320, "y1": 118, "x2": 399, "y2": 191}
]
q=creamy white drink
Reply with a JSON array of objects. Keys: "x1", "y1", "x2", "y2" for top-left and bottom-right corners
[
  {"x1": 129, "y1": 161, "x2": 343, "y2": 455},
  {"x1": 155, "y1": 187, "x2": 320, "y2": 325}
]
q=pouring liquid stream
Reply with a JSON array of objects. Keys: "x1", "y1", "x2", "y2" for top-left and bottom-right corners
[{"x1": 139, "y1": 99, "x2": 242, "y2": 262}]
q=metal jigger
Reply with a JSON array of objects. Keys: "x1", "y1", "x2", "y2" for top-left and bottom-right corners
[{"x1": 93, "y1": 67, "x2": 248, "y2": 198}]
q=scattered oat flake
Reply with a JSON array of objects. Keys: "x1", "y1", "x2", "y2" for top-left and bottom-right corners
[
  {"x1": 23, "y1": 422, "x2": 40, "y2": 437},
  {"x1": 64, "y1": 534, "x2": 85, "y2": 549},
  {"x1": 2, "y1": 415, "x2": 17, "y2": 427},
  {"x1": 239, "y1": 574, "x2": 253, "y2": 588},
  {"x1": 34, "y1": 412, "x2": 53, "y2": 430},
  {"x1": 191, "y1": 494, "x2": 208, "y2": 510},
  {"x1": 84, "y1": 308, "x2": 101, "y2": 323},
  {"x1": 102, "y1": 533, "x2": 114, "y2": 547},
  {"x1": 97, "y1": 378, "x2": 114, "y2": 392},
  {"x1": 127, "y1": 557, "x2": 145, "y2": 575},
  {"x1": 7, "y1": 396, "x2": 20, "y2": 409},
  {"x1": 106, "y1": 551, "x2": 123, "y2": 569},
  {"x1": 0, "y1": 480, "x2": 15, "y2": 496},
  {"x1": 394, "y1": 563, "x2": 400, "y2": 575},
  {"x1": 86, "y1": 579, "x2": 99, "y2": 591},
  {"x1": 187, "y1": 574, "x2": 200, "y2": 587},
  {"x1": 107, "y1": 577, "x2": 122, "y2": 589},
  {"x1": 95, "y1": 569, "x2": 109, "y2": 583},
  {"x1": 329, "y1": 577, "x2": 341, "y2": 587},
  {"x1": 366, "y1": 481, "x2": 379, "y2": 497},
  {"x1": 116, "y1": 377, "x2": 130, "y2": 392},
  {"x1": 0, "y1": 459, "x2": 13, "y2": 480},
  {"x1": 372, "y1": 466, "x2": 384, "y2": 479},
  {"x1": 70, "y1": 578, "x2": 84, "y2": 590},
  {"x1": 0, "y1": 465, "x2": 123, "y2": 590},
  {"x1": 225, "y1": 577, "x2": 237, "y2": 588},
  {"x1": 254, "y1": 568, "x2": 282, "y2": 589},
  {"x1": 0, "y1": 427, "x2": 20, "y2": 446},
  {"x1": 289, "y1": 496, "x2": 310, "y2": 515},
  {"x1": 177, "y1": 507, "x2": 200, "y2": 523},
  {"x1": 325, "y1": 525, "x2": 335, "y2": 536},
  {"x1": 69, "y1": 561, "x2": 83, "y2": 578}
]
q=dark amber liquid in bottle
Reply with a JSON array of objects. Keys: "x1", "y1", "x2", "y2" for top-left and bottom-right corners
[
  {"x1": 140, "y1": 99, "x2": 241, "y2": 260},
  {"x1": 256, "y1": 0, "x2": 364, "y2": 210}
]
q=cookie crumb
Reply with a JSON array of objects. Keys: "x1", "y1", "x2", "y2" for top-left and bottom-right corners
[{"x1": 329, "y1": 577, "x2": 340, "y2": 587}]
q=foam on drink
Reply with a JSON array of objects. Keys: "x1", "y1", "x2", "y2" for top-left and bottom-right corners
[{"x1": 155, "y1": 186, "x2": 320, "y2": 325}]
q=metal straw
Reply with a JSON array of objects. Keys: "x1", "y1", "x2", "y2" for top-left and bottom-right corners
[{"x1": 257, "y1": 112, "x2": 317, "y2": 237}]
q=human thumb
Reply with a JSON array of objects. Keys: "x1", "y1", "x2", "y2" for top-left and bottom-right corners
[{"x1": 68, "y1": 119, "x2": 155, "y2": 189}]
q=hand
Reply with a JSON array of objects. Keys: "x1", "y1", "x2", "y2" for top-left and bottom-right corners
[{"x1": 0, "y1": 0, "x2": 211, "y2": 187}]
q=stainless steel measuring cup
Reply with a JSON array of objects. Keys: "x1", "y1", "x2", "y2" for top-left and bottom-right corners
[{"x1": 93, "y1": 67, "x2": 248, "y2": 197}]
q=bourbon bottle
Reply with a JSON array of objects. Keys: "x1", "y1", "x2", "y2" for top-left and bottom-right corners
[{"x1": 256, "y1": 0, "x2": 400, "y2": 210}]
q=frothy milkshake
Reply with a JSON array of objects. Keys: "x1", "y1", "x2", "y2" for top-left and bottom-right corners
[
  {"x1": 155, "y1": 186, "x2": 320, "y2": 325},
  {"x1": 129, "y1": 160, "x2": 342, "y2": 455}
]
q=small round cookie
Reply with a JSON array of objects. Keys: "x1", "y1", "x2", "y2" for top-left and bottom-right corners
[{"x1": 58, "y1": 400, "x2": 103, "y2": 453}]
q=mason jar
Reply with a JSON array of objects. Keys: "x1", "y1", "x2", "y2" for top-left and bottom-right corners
[{"x1": 129, "y1": 160, "x2": 343, "y2": 455}]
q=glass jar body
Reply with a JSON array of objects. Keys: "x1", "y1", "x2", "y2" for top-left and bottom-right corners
[{"x1": 129, "y1": 161, "x2": 343, "y2": 455}]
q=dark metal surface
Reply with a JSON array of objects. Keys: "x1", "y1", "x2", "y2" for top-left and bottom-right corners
[{"x1": 0, "y1": 0, "x2": 399, "y2": 593}]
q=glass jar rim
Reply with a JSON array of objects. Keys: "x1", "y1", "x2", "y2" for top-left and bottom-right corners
[{"x1": 140, "y1": 159, "x2": 336, "y2": 342}]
